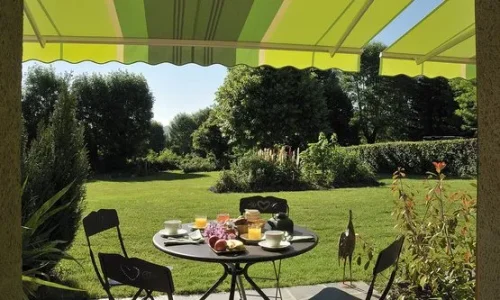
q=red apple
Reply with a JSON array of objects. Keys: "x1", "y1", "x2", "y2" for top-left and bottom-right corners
[
  {"x1": 214, "y1": 239, "x2": 227, "y2": 251},
  {"x1": 208, "y1": 236, "x2": 219, "y2": 248}
]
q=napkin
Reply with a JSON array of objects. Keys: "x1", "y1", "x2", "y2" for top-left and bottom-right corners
[
  {"x1": 290, "y1": 235, "x2": 315, "y2": 242},
  {"x1": 163, "y1": 237, "x2": 204, "y2": 246}
]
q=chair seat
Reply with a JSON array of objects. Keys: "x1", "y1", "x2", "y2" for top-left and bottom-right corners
[{"x1": 108, "y1": 278, "x2": 122, "y2": 286}]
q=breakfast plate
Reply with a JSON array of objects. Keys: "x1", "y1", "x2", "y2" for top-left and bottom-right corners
[
  {"x1": 159, "y1": 228, "x2": 188, "y2": 238},
  {"x1": 258, "y1": 240, "x2": 291, "y2": 251}
]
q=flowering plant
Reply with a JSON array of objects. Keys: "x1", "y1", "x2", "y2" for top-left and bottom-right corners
[
  {"x1": 202, "y1": 223, "x2": 237, "y2": 240},
  {"x1": 391, "y1": 162, "x2": 476, "y2": 299},
  {"x1": 257, "y1": 145, "x2": 300, "y2": 166}
]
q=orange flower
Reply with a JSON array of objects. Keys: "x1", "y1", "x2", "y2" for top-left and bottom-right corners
[
  {"x1": 461, "y1": 226, "x2": 468, "y2": 236},
  {"x1": 464, "y1": 251, "x2": 472, "y2": 263},
  {"x1": 432, "y1": 161, "x2": 446, "y2": 173}
]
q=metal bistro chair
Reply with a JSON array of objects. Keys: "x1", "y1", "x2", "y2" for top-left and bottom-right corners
[
  {"x1": 239, "y1": 196, "x2": 290, "y2": 300},
  {"x1": 366, "y1": 235, "x2": 405, "y2": 300},
  {"x1": 83, "y1": 209, "x2": 175, "y2": 300}
]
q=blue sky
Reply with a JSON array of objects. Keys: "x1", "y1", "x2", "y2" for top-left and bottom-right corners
[{"x1": 22, "y1": 0, "x2": 441, "y2": 126}]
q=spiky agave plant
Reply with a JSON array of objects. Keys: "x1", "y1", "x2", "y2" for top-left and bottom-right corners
[{"x1": 21, "y1": 181, "x2": 84, "y2": 299}]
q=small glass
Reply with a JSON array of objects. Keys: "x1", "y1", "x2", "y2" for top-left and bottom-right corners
[
  {"x1": 248, "y1": 223, "x2": 262, "y2": 240},
  {"x1": 216, "y1": 212, "x2": 230, "y2": 224},
  {"x1": 194, "y1": 215, "x2": 208, "y2": 229}
]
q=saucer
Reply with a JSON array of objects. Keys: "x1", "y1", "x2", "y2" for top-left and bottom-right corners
[
  {"x1": 159, "y1": 228, "x2": 188, "y2": 238},
  {"x1": 258, "y1": 240, "x2": 291, "y2": 251},
  {"x1": 189, "y1": 224, "x2": 207, "y2": 231},
  {"x1": 239, "y1": 233, "x2": 265, "y2": 245}
]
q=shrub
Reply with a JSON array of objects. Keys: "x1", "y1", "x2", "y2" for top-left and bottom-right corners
[
  {"x1": 22, "y1": 183, "x2": 84, "y2": 299},
  {"x1": 300, "y1": 133, "x2": 378, "y2": 188},
  {"x1": 212, "y1": 149, "x2": 305, "y2": 193},
  {"x1": 22, "y1": 85, "x2": 89, "y2": 270},
  {"x1": 391, "y1": 163, "x2": 476, "y2": 299},
  {"x1": 347, "y1": 139, "x2": 477, "y2": 176},
  {"x1": 157, "y1": 148, "x2": 182, "y2": 170},
  {"x1": 179, "y1": 154, "x2": 217, "y2": 173}
]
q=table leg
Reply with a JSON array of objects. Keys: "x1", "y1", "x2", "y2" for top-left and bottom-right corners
[
  {"x1": 273, "y1": 260, "x2": 283, "y2": 300},
  {"x1": 228, "y1": 268, "x2": 237, "y2": 300},
  {"x1": 229, "y1": 263, "x2": 248, "y2": 300},
  {"x1": 242, "y1": 264, "x2": 271, "y2": 300},
  {"x1": 200, "y1": 263, "x2": 272, "y2": 300},
  {"x1": 236, "y1": 275, "x2": 247, "y2": 300},
  {"x1": 199, "y1": 264, "x2": 229, "y2": 300}
]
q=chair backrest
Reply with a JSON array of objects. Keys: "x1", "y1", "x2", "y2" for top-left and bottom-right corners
[
  {"x1": 98, "y1": 253, "x2": 175, "y2": 298},
  {"x1": 366, "y1": 236, "x2": 405, "y2": 300},
  {"x1": 239, "y1": 196, "x2": 289, "y2": 215},
  {"x1": 83, "y1": 209, "x2": 120, "y2": 237},
  {"x1": 82, "y1": 209, "x2": 128, "y2": 291}
]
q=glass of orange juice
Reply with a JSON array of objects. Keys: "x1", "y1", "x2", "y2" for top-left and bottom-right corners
[
  {"x1": 248, "y1": 223, "x2": 262, "y2": 240},
  {"x1": 216, "y1": 212, "x2": 230, "y2": 224},
  {"x1": 194, "y1": 215, "x2": 208, "y2": 228}
]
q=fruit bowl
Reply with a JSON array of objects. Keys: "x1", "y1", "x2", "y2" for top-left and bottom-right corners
[{"x1": 208, "y1": 238, "x2": 246, "y2": 254}]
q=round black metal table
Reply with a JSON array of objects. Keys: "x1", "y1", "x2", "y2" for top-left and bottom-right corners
[{"x1": 153, "y1": 224, "x2": 318, "y2": 300}]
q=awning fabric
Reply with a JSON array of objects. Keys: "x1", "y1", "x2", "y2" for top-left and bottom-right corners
[
  {"x1": 22, "y1": 0, "x2": 412, "y2": 71},
  {"x1": 380, "y1": 0, "x2": 476, "y2": 79}
]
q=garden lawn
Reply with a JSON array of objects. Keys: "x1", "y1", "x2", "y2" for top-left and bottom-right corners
[{"x1": 57, "y1": 171, "x2": 476, "y2": 299}]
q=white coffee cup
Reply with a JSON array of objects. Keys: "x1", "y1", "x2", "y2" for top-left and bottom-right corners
[
  {"x1": 265, "y1": 230, "x2": 285, "y2": 247},
  {"x1": 164, "y1": 220, "x2": 182, "y2": 235}
]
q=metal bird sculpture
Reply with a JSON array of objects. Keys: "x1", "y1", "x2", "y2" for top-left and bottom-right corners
[{"x1": 338, "y1": 209, "x2": 356, "y2": 285}]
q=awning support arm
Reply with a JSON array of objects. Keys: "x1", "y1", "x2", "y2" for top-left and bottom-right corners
[
  {"x1": 329, "y1": 0, "x2": 374, "y2": 57},
  {"x1": 23, "y1": 35, "x2": 364, "y2": 55},
  {"x1": 36, "y1": 0, "x2": 61, "y2": 36},
  {"x1": 415, "y1": 24, "x2": 475, "y2": 65},
  {"x1": 24, "y1": 0, "x2": 46, "y2": 48},
  {"x1": 380, "y1": 52, "x2": 476, "y2": 64}
]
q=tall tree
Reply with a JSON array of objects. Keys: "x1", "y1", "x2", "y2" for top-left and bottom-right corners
[
  {"x1": 315, "y1": 69, "x2": 358, "y2": 145},
  {"x1": 192, "y1": 111, "x2": 230, "y2": 165},
  {"x1": 22, "y1": 65, "x2": 67, "y2": 144},
  {"x1": 340, "y1": 42, "x2": 399, "y2": 143},
  {"x1": 71, "y1": 74, "x2": 108, "y2": 170},
  {"x1": 149, "y1": 120, "x2": 166, "y2": 152},
  {"x1": 102, "y1": 71, "x2": 154, "y2": 170},
  {"x1": 22, "y1": 83, "x2": 89, "y2": 262},
  {"x1": 450, "y1": 78, "x2": 477, "y2": 135},
  {"x1": 214, "y1": 65, "x2": 329, "y2": 150},
  {"x1": 191, "y1": 107, "x2": 211, "y2": 128},
  {"x1": 407, "y1": 77, "x2": 464, "y2": 140},
  {"x1": 71, "y1": 71, "x2": 154, "y2": 171},
  {"x1": 166, "y1": 108, "x2": 211, "y2": 155}
]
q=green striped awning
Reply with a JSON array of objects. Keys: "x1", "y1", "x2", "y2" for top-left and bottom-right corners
[
  {"x1": 380, "y1": 0, "x2": 476, "y2": 79},
  {"x1": 22, "y1": 0, "x2": 412, "y2": 71}
]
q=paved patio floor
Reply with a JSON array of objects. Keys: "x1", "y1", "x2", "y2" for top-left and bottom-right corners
[{"x1": 104, "y1": 281, "x2": 377, "y2": 300}]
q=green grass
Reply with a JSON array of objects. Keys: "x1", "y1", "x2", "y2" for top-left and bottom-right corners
[{"x1": 57, "y1": 171, "x2": 476, "y2": 299}]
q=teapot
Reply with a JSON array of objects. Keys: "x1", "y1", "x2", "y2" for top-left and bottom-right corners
[{"x1": 267, "y1": 212, "x2": 294, "y2": 235}]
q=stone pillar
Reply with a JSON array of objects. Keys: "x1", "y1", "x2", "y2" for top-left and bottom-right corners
[
  {"x1": 0, "y1": 0, "x2": 23, "y2": 299},
  {"x1": 476, "y1": 0, "x2": 500, "y2": 299}
]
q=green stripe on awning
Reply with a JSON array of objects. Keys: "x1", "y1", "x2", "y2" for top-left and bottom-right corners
[
  {"x1": 114, "y1": 0, "x2": 148, "y2": 38},
  {"x1": 238, "y1": 0, "x2": 282, "y2": 42},
  {"x1": 114, "y1": 0, "x2": 148, "y2": 62}
]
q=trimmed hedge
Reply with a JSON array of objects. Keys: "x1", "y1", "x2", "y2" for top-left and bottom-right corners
[{"x1": 346, "y1": 138, "x2": 477, "y2": 176}]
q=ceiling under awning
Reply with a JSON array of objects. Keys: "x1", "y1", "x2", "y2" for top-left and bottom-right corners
[
  {"x1": 380, "y1": 0, "x2": 476, "y2": 79},
  {"x1": 22, "y1": 0, "x2": 412, "y2": 71}
]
